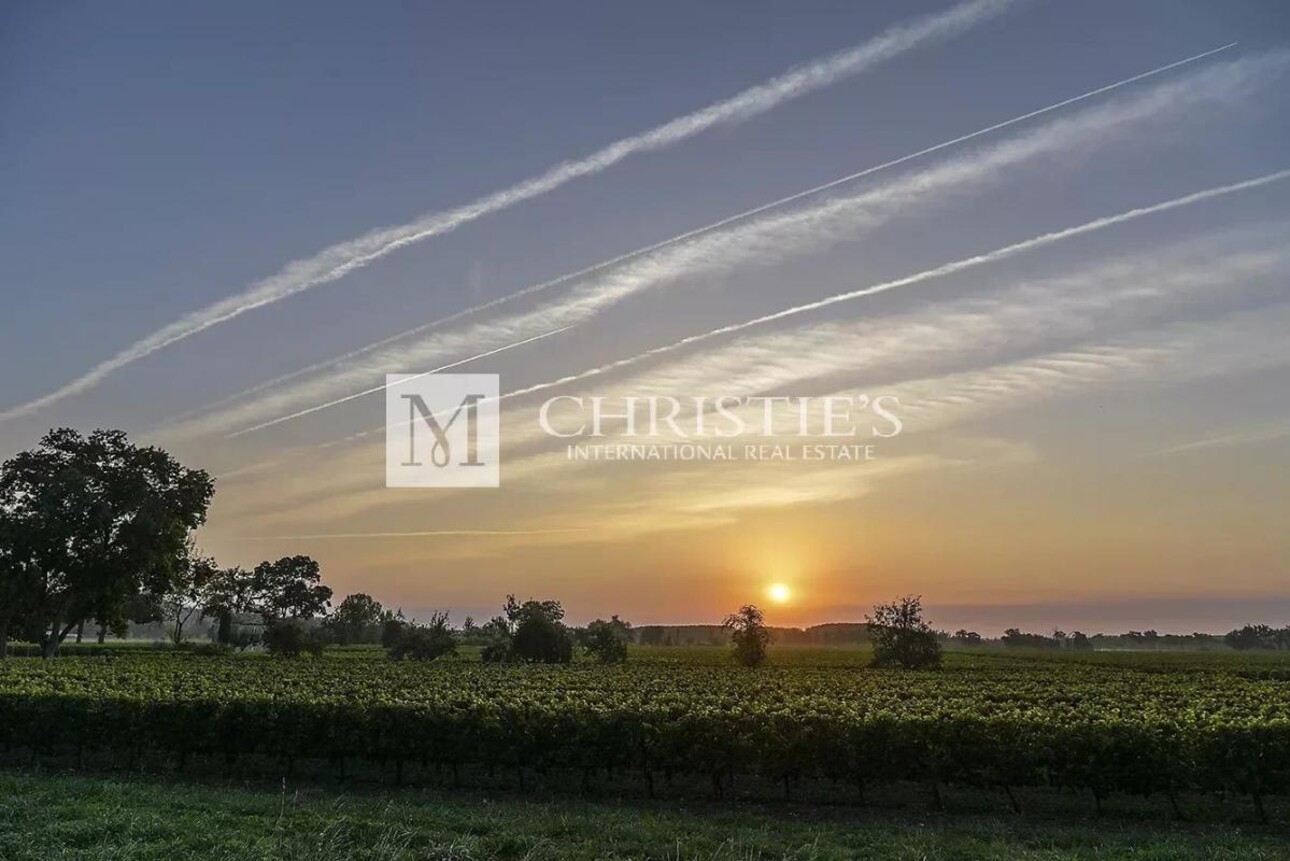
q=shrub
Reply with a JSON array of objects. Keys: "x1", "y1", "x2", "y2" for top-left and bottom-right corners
[
  {"x1": 867, "y1": 595, "x2": 941, "y2": 669},
  {"x1": 263, "y1": 619, "x2": 325, "y2": 658},
  {"x1": 582, "y1": 617, "x2": 630, "y2": 664},
  {"x1": 724, "y1": 605, "x2": 772, "y2": 667},
  {"x1": 387, "y1": 613, "x2": 456, "y2": 662}
]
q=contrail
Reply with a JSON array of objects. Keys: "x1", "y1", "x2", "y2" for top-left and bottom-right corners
[
  {"x1": 314, "y1": 168, "x2": 1290, "y2": 457},
  {"x1": 225, "y1": 323, "x2": 573, "y2": 437},
  {"x1": 229, "y1": 528, "x2": 588, "y2": 540},
  {"x1": 497, "y1": 169, "x2": 1290, "y2": 403},
  {"x1": 171, "y1": 40, "x2": 1237, "y2": 425},
  {"x1": 0, "y1": 0, "x2": 1014, "y2": 423},
  {"x1": 181, "y1": 48, "x2": 1269, "y2": 441}
]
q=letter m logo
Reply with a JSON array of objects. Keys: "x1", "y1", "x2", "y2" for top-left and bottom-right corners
[{"x1": 385, "y1": 374, "x2": 500, "y2": 487}]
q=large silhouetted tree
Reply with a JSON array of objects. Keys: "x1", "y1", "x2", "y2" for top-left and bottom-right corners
[
  {"x1": 248, "y1": 555, "x2": 332, "y2": 623},
  {"x1": 0, "y1": 429, "x2": 213, "y2": 657}
]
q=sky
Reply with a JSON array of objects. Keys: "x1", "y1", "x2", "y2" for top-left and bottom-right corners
[{"x1": 2, "y1": 0, "x2": 1288, "y2": 634}]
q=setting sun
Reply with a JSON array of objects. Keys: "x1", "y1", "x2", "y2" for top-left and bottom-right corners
[{"x1": 767, "y1": 583, "x2": 792, "y2": 604}]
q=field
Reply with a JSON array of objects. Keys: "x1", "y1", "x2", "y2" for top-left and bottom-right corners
[{"x1": 2, "y1": 645, "x2": 1289, "y2": 858}]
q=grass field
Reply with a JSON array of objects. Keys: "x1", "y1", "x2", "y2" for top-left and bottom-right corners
[{"x1": 2, "y1": 770, "x2": 1288, "y2": 861}]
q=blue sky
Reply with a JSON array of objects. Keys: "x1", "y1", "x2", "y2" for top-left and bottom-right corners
[{"x1": 2, "y1": 0, "x2": 1288, "y2": 631}]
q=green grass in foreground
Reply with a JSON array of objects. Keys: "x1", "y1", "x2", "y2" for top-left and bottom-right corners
[{"x1": 0, "y1": 770, "x2": 1285, "y2": 861}]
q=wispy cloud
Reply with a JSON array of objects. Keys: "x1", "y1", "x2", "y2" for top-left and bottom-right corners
[
  {"x1": 162, "y1": 54, "x2": 1283, "y2": 442},
  {"x1": 1142, "y1": 423, "x2": 1290, "y2": 457},
  {"x1": 496, "y1": 168, "x2": 1290, "y2": 406},
  {"x1": 206, "y1": 224, "x2": 1290, "y2": 530},
  {"x1": 166, "y1": 40, "x2": 1236, "y2": 426},
  {"x1": 0, "y1": 0, "x2": 1016, "y2": 423}
]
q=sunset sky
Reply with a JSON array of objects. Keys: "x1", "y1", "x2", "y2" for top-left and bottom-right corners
[{"x1": 2, "y1": 0, "x2": 1288, "y2": 634}]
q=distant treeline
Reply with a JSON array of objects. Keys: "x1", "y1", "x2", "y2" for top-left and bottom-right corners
[{"x1": 632, "y1": 624, "x2": 1290, "y2": 651}]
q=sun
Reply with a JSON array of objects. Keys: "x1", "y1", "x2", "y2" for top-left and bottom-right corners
[{"x1": 767, "y1": 583, "x2": 791, "y2": 604}]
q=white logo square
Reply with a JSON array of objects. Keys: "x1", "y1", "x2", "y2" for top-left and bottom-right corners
[{"x1": 385, "y1": 374, "x2": 500, "y2": 487}]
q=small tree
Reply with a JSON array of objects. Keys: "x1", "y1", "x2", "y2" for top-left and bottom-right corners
[
  {"x1": 163, "y1": 545, "x2": 220, "y2": 646},
  {"x1": 379, "y1": 608, "x2": 408, "y2": 648},
  {"x1": 479, "y1": 615, "x2": 513, "y2": 663},
  {"x1": 507, "y1": 596, "x2": 574, "y2": 664},
  {"x1": 324, "y1": 592, "x2": 385, "y2": 645},
  {"x1": 387, "y1": 612, "x2": 456, "y2": 661},
  {"x1": 867, "y1": 595, "x2": 941, "y2": 669},
  {"x1": 582, "y1": 616, "x2": 631, "y2": 664},
  {"x1": 724, "y1": 604, "x2": 772, "y2": 667},
  {"x1": 249, "y1": 555, "x2": 332, "y2": 622},
  {"x1": 202, "y1": 565, "x2": 252, "y2": 646},
  {"x1": 951, "y1": 628, "x2": 982, "y2": 646}
]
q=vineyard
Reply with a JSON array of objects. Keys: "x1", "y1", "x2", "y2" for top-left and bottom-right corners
[{"x1": 2, "y1": 648, "x2": 1288, "y2": 818}]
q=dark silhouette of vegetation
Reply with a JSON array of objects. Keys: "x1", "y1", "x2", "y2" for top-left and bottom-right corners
[
  {"x1": 386, "y1": 612, "x2": 456, "y2": 661},
  {"x1": 950, "y1": 629, "x2": 982, "y2": 646},
  {"x1": 1225, "y1": 624, "x2": 1290, "y2": 651},
  {"x1": 161, "y1": 545, "x2": 220, "y2": 646},
  {"x1": 1001, "y1": 628, "x2": 1060, "y2": 648},
  {"x1": 724, "y1": 604, "x2": 772, "y2": 667},
  {"x1": 580, "y1": 616, "x2": 631, "y2": 664},
  {"x1": 0, "y1": 429, "x2": 213, "y2": 657},
  {"x1": 262, "y1": 619, "x2": 325, "y2": 658},
  {"x1": 249, "y1": 556, "x2": 332, "y2": 623},
  {"x1": 868, "y1": 595, "x2": 941, "y2": 669},
  {"x1": 507, "y1": 596, "x2": 574, "y2": 664},
  {"x1": 324, "y1": 593, "x2": 386, "y2": 645}
]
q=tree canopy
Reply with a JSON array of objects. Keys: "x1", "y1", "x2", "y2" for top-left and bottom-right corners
[{"x1": 0, "y1": 428, "x2": 213, "y2": 656}]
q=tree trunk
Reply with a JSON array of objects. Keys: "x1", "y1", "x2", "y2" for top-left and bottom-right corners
[
  {"x1": 42, "y1": 616, "x2": 61, "y2": 658},
  {"x1": 217, "y1": 611, "x2": 232, "y2": 645},
  {"x1": 97, "y1": 622, "x2": 107, "y2": 644},
  {"x1": 0, "y1": 628, "x2": 8, "y2": 660},
  {"x1": 75, "y1": 620, "x2": 85, "y2": 643}
]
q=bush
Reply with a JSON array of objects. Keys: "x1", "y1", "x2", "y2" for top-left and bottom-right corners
[
  {"x1": 263, "y1": 620, "x2": 325, "y2": 658},
  {"x1": 724, "y1": 605, "x2": 772, "y2": 667},
  {"x1": 582, "y1": 617, "x2": 630, "y2": 664},
  {"x1": 868, "y1": 596, "x2": 941, "y2": 669},
  {"x1": 512, "y1": 614, "x2": 574, "y2": 664},
  {"x1": 387, "y1": 613, "x2": 456, "y2": 662}
]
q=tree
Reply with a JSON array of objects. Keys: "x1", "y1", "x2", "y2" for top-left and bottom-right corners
[
  {"x1": 1225, "y1": 624, "x2": 1276, "y2": 651},
  {"x1": 1001, "y1": 628, "x2": 1059, "y2": 648},
  {"x1": 387, "y1": 612, "x2": 457, "y2": 661},
  {"x1": 1069, "y1": 631, "x2": 1093, "y2": 650},
  {"x1": 0, "y1": 428, "x2": 213, "y2": 657},
  {"x1": 202, "y1": 565, "x2": 253, "y2": 646},
  {"x1": 479, "y1": 615, "x2": 513, "y2": 663},
  {"x1": 867, "y1": 595, "x2": 941, "y2": 669},
  {"x1": 505, "y1": 595, "x2": 574, "y2": 664},
  {"x1": 582, "y1": 615, "x2": 631, "y2": 664},
  {"x1": 380, "y1": 608, "x2": 408, "y2": 649},
  {"x1": 0, "y1": 517, "x2": 37, "y2": 658},
  {"x1": 248, "y1": 555, "x2": 332, "y2": 622},
  {"x1": 324, "y1": 593, "x2": 385, "y2": 645},
  {"x1": 162, "y1": 544, "x2": 220, "y2": 646},
  {"x1": 724, "y1": 604, "x2": 772, "y2": 667},
  {"x1": 951, "y1": 629, "x2": 982, "y2": 646}
]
